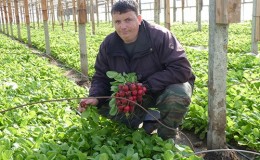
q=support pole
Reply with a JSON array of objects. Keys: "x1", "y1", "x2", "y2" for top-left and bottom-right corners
[
  {"x1": 90, "y1": 0, "x2": 95, "y2": 34},
  {"x1": 251, "y1": 0, "x2": 259, "y2": 54},
  {"x1": 32, "y1": 0, "x2": 35, "y2": 28},
  {"x1": 58, "y1": 0, "x2": 64, "y2": 30},
  {"x1": 3, "y1": 0, "x2": 9, "y2": 35},
  {"x1": 72, "y1": 0, "x2": 77, "y2": 32},
  {"x1": 208, "y1": 0, "x2": 228, "y2": 151},
  {"x1": 78, "y1": 0, "x2": 88, "y2": 81},
  {"x1": 7, "y1": 0, "x2": 13, "y2": 37},
  {"x1": 154, "y1": 0, "x2": 160, "y2": 24},
  {"x1": 50, "y1": 0, "x2": 55, "y2": 30},
  {"x1": 107, "y1": 0, "x2": 110, "y2": 23},
  {"x1": 181, "y1": 0, "x2": 184, "y2": 24},
  {"x1": 14, "y1": 0, "x2": 21, "y2": 40},
  {"x1": 197, "y1": 0, "x2": 203, "y2": 31},
  {"x1": 173, "y1": 0, "x2": 176, "y2": 22},
  {"x1": 104, "y1": 0, "x2": 107, "y2": 22},
  {"x1": 35, "y1": 1, "x2": 39, "y2": 28},
  {"x1": 24, "y1": 0, "x2": 32, "y2": 46},
  {"x1": 41, "y1": 0, "x2": 50, "y2": 54},
  {"x1": 164, "y1": 0, "x2": 170, "y2": 30},
  {"x1": 0, "y1": 0, "x2": 6, "y2": 33},
  {"x1": 95, "y1": 0, "x2": 99, "y2": 26}
]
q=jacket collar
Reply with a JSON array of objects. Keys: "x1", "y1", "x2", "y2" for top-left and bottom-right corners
[{"x1": 107, "y1": 20, "x2": 152, "y2": 57}]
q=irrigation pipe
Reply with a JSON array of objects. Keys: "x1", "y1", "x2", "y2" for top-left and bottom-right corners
[
  {"x1": 194, "y1": 148, "x2": 260, "y2": 157},
  {"x1": 227, "y1": 144, "x2": 253, "y2": 160}
]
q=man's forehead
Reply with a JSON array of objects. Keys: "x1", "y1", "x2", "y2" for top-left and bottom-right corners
[{"x1": 112, "y1": 12, "x2": 136, "y2": 19}]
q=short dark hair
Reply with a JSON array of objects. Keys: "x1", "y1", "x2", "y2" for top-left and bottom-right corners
[{"x1": 111, "y1": 0, "x2": 139, "y2": 15}]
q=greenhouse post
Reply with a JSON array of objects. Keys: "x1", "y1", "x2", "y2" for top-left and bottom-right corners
[
  {"x1": 14, "y1": 0, "x2": 21, "y2": 40},
  {"x1": 78, "y1": 0, "x2": 88, "y2": 80},
  {"x1": 41, "y1": 0, "x2": 51, "y2": 54},
  {"x1": 206, "y1": 0, "x2": 241, "y2": 159}
]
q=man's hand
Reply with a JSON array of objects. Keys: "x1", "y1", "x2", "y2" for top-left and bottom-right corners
[{"x1": 78, "y1": 98, "x2": 99, "y2": 113}]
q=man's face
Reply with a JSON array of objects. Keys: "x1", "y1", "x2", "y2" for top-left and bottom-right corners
[{"x1": 112, "y1": 11, "x2": 142, "y2": 44}]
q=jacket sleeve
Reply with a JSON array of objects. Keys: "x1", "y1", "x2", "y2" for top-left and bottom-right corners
[
  {"x1": 89, "y1": 43, "x2": 112, "y2": 107},
  {"x1": 144, "y1": 29, "x2": 194, "y2": 93}
]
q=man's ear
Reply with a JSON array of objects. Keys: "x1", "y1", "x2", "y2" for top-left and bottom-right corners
[{"x1": 137, "y1": 15, "x2": 142, "y2": 24}]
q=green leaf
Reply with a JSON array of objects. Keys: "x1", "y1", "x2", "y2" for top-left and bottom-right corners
[
  {"x1": 109, "y1": 98, "x2": 117, "y2": 116},
  {"x1": 252, "y1": 128, "x2": 259, "y2": 138},
  {"x1": 95, "y1": 153, "x2": 109, "y2": 160},
  {"x1": 106, "y1": 71, "x2": 120, "y2": 79},
  {"x1": 110, "y1": 85, "x2": 118, "y2": 92},
  {"x1": 163, "y1": 150, "x2": 174, "y2": 160},
  {"x1": 2, "y1": 150, "x2": 13, "y2": 160}
]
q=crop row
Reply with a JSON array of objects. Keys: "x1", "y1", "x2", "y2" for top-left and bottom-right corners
[
  {"x1": 0, "y1": 32, "x2": 199, "y2": 159},
  {"x1": 2, "y1": 22, "x2": 260, "y2": 152}
]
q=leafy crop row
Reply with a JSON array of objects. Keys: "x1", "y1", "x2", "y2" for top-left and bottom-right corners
[
  {"x1": 4, "y1": 21, "x2": 260, "y2": 152},
  {"x1": 0, "y1": 33, "x2": 199, "y2": 159}
]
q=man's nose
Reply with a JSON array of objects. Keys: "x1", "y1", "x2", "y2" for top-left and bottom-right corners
[{"x1": 120, "y1": 22, "x2": 127, "y2": 29}]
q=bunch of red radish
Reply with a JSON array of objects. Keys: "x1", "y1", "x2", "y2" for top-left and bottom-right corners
[{"x1": 115, "y1": 82, "x2": 147, "y2": 114}]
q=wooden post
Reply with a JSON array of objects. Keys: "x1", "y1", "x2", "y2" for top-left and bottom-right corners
[
  {"x1": 77, "y1": 0, "x2": 89, "y2": 81},
  {"x1": 0, "y1": 0, "x2": 2, "y2": 32},
  {"x1": 38, "y1": 3, "x2": 41, "y2": 22},
  {"x1": 85, "y1": 0, "x2": 88, "y2": 23},
  {"x1": 0, "y1": 10, "x2": 1, "y2": 32},
  {"x1": 65, "y1": 0, "x2": 69, "y2": 25},
  {"x1": 35, "y1": 1, "x2": 40, "y2": 28},
  {"x1": 216, "y1": 0, "x2": 241, "y2": 24},
  {"x1": 255, "y1": 0, "x2": 260, "y2": 41},
  {"x1": 104, "y1": 0, "x2": 107, "y2": 22},
  {"x1": 14, "y1": 0, "x2": 21, "y2": 40},
  {"x1": 31, "y1": 0, "x2": 35, "y2": 28},
  {"x1": 24, "y1": 0, "x2": 32, "y2": 46},
  {"x1": 19, "y1": 5, "x2": 23, "y2": 25},
  {"x1": 111, "y1": 0, "x2": 113, "y2": 27},
  {"x1": 251, "y1": 0, "x2": 259, "y2": 54},
  {"x1": 138, "y1": 0, "x2": 141, "y2": 15},
  {"x1": 197, "y1": 0, "x2": 203, "y2": 31},
  {"x1": 72, "y1": 0, "x2": 77, "y2": 32},
  {"x1": 181, "y1": 0, "x2": 184, "y2": 24},
  {"x1": 154, "y1": 0, "x2": 160, "y2": 24},
  {"x1": 206, "y1": 0, "x2": 240, "y2": 159},
  {"x1": 0, "y1": 0, "x2": 6, "y2": 33},
  {"x1": 58, "y1": 0, "x2": 64, "y2": 30},
  {"x1": 172, "y1": 0, "x2": 176, "y2": 22},
  {"x1": 164, "y1": 0, "x2": 170, "y2": 29},
  {"x1": 41, "y1": 0, "x2": 51, "y2": 54},
  {"x1": 90, "y1": 0, "x2": 95, "y2": 34},
  {"x1": 95, "y1": 0, "x2": 99, "y2": 26},
  {"x1": 50, "y1": 0, "x2": 55, "y2": 31},
  {"x1": 107, "y1": 0, "x2": 110, "y2": 23},
  {"x1": 3, "y1": 0, "x2": 9, "y2": 35}
]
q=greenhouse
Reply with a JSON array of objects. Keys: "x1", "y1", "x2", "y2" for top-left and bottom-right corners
[{"x1": 0, "y1": 0, "x2": 259, "y2": 159}]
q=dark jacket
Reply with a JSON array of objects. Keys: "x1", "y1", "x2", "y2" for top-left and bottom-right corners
[{"x1": 89, "y1": 20, "x2": 195, "y2": 106}]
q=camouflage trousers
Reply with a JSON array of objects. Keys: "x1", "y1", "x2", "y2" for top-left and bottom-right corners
[{"x1": 97, "y1": 82, "x2": 193, "y2": 140}]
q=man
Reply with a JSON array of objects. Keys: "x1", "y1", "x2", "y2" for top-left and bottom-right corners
[{"x1": 78, "y1": 0, "x2": 195, "y2": 141}]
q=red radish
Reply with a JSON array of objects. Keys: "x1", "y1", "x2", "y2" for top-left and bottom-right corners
[
  {"x1": 122, "y1": 85, "x2": 129, "y2": 92},
  {"x1": 124, "y1": 106, "x2": 130, "y2": 113},
  {"x1": 129, "y1": 83, "x2": 137, "y2": 91},
  {"x1": 131, "y1": 90, "x2": 137, "y2": 96},
  {"x1": 118, "y1": 91, "x2": 125, "y2": 97},
  {"x1": 118, "y1": 105, "x2": 124, "y2": 111},
  {"x1": 137, "y1": 89, "x2": 143, "y2": 96}
]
